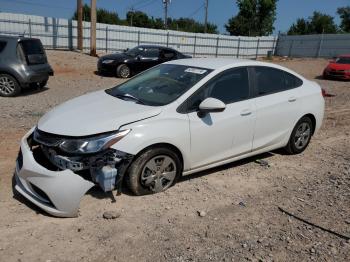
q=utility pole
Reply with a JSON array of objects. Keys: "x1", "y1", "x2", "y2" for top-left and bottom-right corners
[
  {"x1": 77, "y1": 0, "x2": 83, "y2": 51},
  {"x1": 90, "y1": 0, "x2": 97, "y2": 56},
  {"x1": 163, "y1": 0, "x2": 169, "y2": 29},
  {"x1": 204, "y1": 0, "x2": 208, "y2": 33}
]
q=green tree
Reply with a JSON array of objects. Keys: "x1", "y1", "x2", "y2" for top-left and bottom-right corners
[
  {"x1": 73, "y1": 4, "x2": 120, "y2": 25},
  {"x1": 225, "y1": 0, "x2": 277, "y2": 36},
  {"x1": 337, "y1": 6, "x2": 350, "y2": 32},
  {"x1": 288, "y1": 18, "x2": 309, "y2": 35},
  {"x1": 287, "y1": 11, "x2": 338, "y2": 35},
  {"x1": 72, "y1": 5, "x2": 218, "y2": 34}
]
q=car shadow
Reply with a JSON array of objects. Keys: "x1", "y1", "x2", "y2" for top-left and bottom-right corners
[
  {"x1": 94, "y1": 70, "x2": 116, "y2": 78},
  {"x1": 18, "y1": 86, "x2": 49, "y2": 97},
  {"x1": 178, "y1": 151, "x2": 275, "y2": 183}
]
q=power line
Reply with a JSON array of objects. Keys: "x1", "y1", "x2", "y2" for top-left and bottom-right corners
[{"x1": 188, "y1": 3, "x2": 205, "y2": 18}]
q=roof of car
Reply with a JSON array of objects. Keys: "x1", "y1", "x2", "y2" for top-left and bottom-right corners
[
  {"x1": 165, "y1": 58, "x2": 253, "y2": 70},
  {"x1": 138, "y1": 45, "x2": 178, "y2": 51},
  {"x1": 0, "y1": 34, "x2": 37, "y2": 41}
]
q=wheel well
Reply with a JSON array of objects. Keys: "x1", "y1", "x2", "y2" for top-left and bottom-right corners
[
  {"x1": 0, "y1": 71, "x2": 20, "y2": 84},
  {"x1": 303, "y1": 114, "x2": 316, "y2": 135},
  {"x1": 135, "y1": 143, "x2": 184, "y2": 170}
]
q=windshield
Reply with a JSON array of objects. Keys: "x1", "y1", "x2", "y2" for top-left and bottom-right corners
[
  {"x1": 106, "y1": 64, "x2": 212, "y2": 106},
  {"x1": 335, "y1": 57, "x2": 350, "y2": 64}
]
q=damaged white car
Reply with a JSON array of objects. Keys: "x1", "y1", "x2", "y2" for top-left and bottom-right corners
[{"x1": 14, "y1": 58, "x2": 325, "y2": 217}]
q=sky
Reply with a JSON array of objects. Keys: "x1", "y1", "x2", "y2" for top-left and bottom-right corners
[{"x1": 0, "y1": 0, "x2": 349, "y2": 35}]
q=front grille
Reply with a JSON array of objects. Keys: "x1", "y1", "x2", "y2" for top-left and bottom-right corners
[{"x1": 17, "y1": 149, "x2": 23, "y2": 170}]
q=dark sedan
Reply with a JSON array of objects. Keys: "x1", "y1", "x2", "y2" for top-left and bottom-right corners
[{"x1": 97, "y1": 45, "x2": 191, "y2": 78}]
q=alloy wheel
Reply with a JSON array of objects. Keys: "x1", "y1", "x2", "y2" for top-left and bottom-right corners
[
  {"x1": 294, "y1": 122, "x2": 311, "y2": 150},
  {"x1": 141, "y1": 155, "x2": 177, "y2": 193},
  {"x1": 0, "y1": 76, "x2": 15, "y2": 95}
]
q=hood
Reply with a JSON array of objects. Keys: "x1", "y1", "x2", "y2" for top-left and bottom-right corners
[
  {"x1": 100, "y1": 52, "x2": 130, "y2": 61},
  {"x1": 38, "y1": 90, "x2": 162, "y2": 136},
  {"x1": 327, "y1": 62, "x2": 350, "y2": 71}
]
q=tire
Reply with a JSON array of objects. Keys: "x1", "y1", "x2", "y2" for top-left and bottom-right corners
[
  {"x1": 39, "y1": 80, "x2": 48, "y2": 88},
  {"x1": 126, "y1": 147, "x2": 182, "y2": 196},
  {"x1": 116, "y1": 64, "x2": 131, "y2": 78},
  {"x1": 0, "y1": 74, "x2": 21, "y2": 97},
  {"x1": 285, "y1": 116, "x2": 313, "y2": 154}
]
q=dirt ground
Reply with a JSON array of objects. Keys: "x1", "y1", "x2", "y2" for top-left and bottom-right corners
[{"x1": 0, "y1": 51, "x2": 349, "y2": 262}]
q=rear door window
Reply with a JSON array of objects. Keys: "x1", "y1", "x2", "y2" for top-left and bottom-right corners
[
  {"x1": 0, "y1": 41, "x2": 7, "y2": 53},
  {"x1": 254, "y1": 66, "x2": 302, "y2": 96}
]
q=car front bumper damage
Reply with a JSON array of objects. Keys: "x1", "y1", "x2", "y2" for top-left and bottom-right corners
[{"x1": 14, "y1": 128, "x2": 132, "y2": 217}]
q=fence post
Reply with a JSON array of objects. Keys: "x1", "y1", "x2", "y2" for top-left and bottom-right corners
[
  {"x1": 272, "y1": 36, "x2": 277, "y2": 55},
  {"x1": 236, "y1": 38, "x2": 241, "y2": 58},
  {"x1": 68, "y1": 19, "x2": 73, "y2": 50},
  {"x1": 317, "y1": 33, "x2": 324, "y2": 58},
  {"x1": 105, "y1": 26, "x2": 108, "y2": 53},
  {"x1": 137, "y1": 31, "x2": 140, "y2": 46},
  {"x1": 193, "y1": 35, "x2": 197, "y2": 57},
  {"x1": 28, "y1": 19, "x2": 32, "y2": 38},
  {"x1": 255, "y1": 38, "x2": 260, "y2": 59},
  {"x1": 215, "y1": 37, "x2": 219, "y2": 57},
  {"x1": 166, "y1": 31, "x2": 169, "y2": 47},
  {"x1": 288, "y1": 39, "x2": 294, "y2": 57}
]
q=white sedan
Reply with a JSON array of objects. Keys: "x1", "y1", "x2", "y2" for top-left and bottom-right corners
[{"x1": 14, "y1": 58, "x2": 325, "y2": 217}]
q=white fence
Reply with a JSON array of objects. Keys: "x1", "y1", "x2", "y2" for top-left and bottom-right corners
[
  {"x1": 275, "y1": 34, "x2": 350, "y2": 58},
  {"x1": 0, "y1": 12, "x2": 277, "y2": 58}
]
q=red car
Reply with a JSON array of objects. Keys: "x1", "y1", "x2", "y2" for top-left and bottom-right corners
[{"x1": 323, "y1": 55, "x2": 350, "y2": 80}]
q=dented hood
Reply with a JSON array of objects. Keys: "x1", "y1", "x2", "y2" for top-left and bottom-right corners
[{"x1": 38, "y1": 90, "x2": 162, "y2": 136}]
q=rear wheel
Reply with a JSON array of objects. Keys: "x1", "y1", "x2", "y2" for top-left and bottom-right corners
[
  {"x1": 285, "y1": 116, "x2": 313, "y2": 154},
  {"x1": 116, "y1": 64, "x2": 131, "y2": 78},
  {"x1": 126, "y1": 147, "x2": 182, "y2": 196},
  {"x1": 0, "y1": 74, "x2": 21, "y2": 97}
]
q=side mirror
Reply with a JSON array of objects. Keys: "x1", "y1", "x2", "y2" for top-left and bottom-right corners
[
  {"x1": 136, "y1": 55, "x2": 141, "y2": 61},
  {"x1": 124, "y1": 48, "x2": 129, "y2": 52},
  {"x1": 198, "y1": 97, "x2": 226, "y2": 116}
]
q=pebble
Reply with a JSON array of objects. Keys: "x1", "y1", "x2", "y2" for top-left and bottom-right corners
[
  {"x1": 242, "y1": 243, "x2": 248, "y2": 248},
  {"x1": 103, "y1": 211, "x2": 121, "y2": 219},
  {"x1": 198, "y1": 211, "x2": 207, "y2": 217}
]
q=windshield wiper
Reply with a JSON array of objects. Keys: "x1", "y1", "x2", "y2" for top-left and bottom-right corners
[{"x1": 115, "y1": 93, "x2": 145, "y2": 104}]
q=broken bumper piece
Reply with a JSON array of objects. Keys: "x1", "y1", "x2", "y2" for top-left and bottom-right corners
[{"x1": 14, "y1": 128, "x2": 94, "y2": 217}]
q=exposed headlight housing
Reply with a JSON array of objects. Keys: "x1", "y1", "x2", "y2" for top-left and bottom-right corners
[
  {"x1": 102, "y1": 59, "x2": 114, "y2": 64},
  {"x1": 58, "y1": 129, "x2": 130, "y2": 154}
]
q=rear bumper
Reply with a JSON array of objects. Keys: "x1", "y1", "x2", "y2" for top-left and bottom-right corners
[
  {"x1": 323, "y1": 70, "x2": 350, "y2": 80},
  {"x1": 18, "y1": 65, "x2": 54, "y2": 87},
  {"x1": 14, "y1": 128, "x2": 94, "y2": 217}
]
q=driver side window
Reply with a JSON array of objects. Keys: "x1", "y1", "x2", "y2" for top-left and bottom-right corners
[{"x1": 186, "y1": 67, "x2": 250, "y2": 112}]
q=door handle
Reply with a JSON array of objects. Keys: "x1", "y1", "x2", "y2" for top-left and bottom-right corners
[
  {"x1": 240, "y1": 109, "x2": 252, "y2": 116},
  {"x1": 288, "y1": 97, "x2": 297, "y2": 102}
]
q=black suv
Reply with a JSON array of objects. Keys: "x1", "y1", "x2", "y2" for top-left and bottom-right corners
[{"x1": 0, "y1": 35, "x2": 53, "y2": 97}]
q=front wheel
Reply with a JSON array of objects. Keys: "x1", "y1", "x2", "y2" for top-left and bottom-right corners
[
  {"x1": 285, "y1": 116, "x2": 313, "y2": 154},
  {"x1": 126, "y1": 147, "x2": 182, "y2": 196},
  {"x1": 116, "y1": 64, "x2": 131, "y2": 78}
]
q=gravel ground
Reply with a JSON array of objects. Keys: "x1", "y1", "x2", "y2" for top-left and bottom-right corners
[{"x1": 0, "y1": 51, "x2": 349, "y2": 262}]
